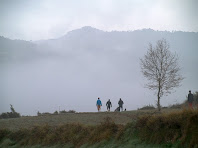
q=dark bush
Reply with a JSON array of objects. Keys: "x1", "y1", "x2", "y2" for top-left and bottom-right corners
[
  {"x1": 138, "y1": 105, "x2": 155, "y2": 110},
  {"x1": 168, "y1": 103, "x2": 185, "y2": 109},
  {"x1": 36, "y1": 110, "x2": 76, "y2": 116},
  {"x1": 59, "y1": 110, "x2": 67, "y2": 114},
  {"x1": 53, "y1": 111, "x2": 58, "y2": 115},
  {"x1": 68, "y1": 110, "x2": 76, "y2": 113},
  {"x1": 0, "y1": 105, "x2": 20, "y2": 119}
]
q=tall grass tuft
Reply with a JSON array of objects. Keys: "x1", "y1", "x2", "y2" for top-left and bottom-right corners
[
  {"x1": 135, "y1": 109, "x2": 198, "y2": 147},
  {"x1": 0, "y1": 129, "x2": 10, "y2": 142},
  {"x1": 88, "y1": 117, "x2": 121, "y2": 144}
]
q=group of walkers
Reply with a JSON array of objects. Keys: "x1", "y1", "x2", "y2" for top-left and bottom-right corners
[
  {"x1": 96, "y1": 97, "x2": 124, "y2": 112},
  {"x1": 96, "y1": 91, "x2": 195, "y2": 112}
]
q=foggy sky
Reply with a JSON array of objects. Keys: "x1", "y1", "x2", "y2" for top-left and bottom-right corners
[
  {"x1": 0, "y1": 0, "x2": 198, "y2": 115},
  {"x1": 0, "y1": 0, "x2": 198, "y2": 40}
]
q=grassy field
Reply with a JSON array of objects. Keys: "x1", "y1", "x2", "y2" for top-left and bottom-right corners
[
  {"x1": 0, "y1": 108, "x2": 181, "y2": 131},
  {"x1": 1, "y1": 108, "x2": 197, "y2": 148}
]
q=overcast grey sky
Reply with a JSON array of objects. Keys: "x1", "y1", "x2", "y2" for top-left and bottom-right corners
[{"x1": 0, "y1": 0, "x2": 198, "y2": 40}]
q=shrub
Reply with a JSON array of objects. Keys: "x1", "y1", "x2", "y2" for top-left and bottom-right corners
[
  {"x1": 59, "y1": 110, "x2": 76, "y2": 114},
  {"x1": 0, "y1": 105, "x2": 20, "y2": 119},
  {"x1": 36, "y1": 110, "x2": 76, "y2": 116},
  {"x1": 68, "y1": 110, "x2": 76, "y2": 113},
  {"x1": 37, "y1": 111, "x2": 41, "y2": 116},
  {"x1": 37, "y1": 112, "x2": 53, "y2": 116},
  {"x1": 168, "y1": 103, "x2": 185, "y2": 109},
  {"x1": 42, "y1": 112, "x2": 51, "y2": 115},
  {"x1": 138, "y1": 105, "x2": 155, "y2": 110},
  {"x1": 59, "y1": 110, "x2": 67, "y2": 114},
  {"x1": 53, "y1": 111, "x2": 58, "y2": 115}
]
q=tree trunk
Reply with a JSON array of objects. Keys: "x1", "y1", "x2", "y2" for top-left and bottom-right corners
[
  {"x1": 157, "y1": 80, "x2": 161, "y2": 111},
  {"x1": 157, "y1": 94, "x2": 160, "y2": 111}
]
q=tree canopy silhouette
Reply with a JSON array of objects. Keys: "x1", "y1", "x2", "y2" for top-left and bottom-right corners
[{"x1": 140, "y1": 39, "x2": 184, "y2": 111}]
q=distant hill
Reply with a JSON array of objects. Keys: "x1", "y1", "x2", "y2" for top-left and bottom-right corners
[
  {"x1": 0, "y1": 36, "x2": 40, "y2": 62},
  {"x1": 1, "y1": 27, "x2": 198, "y2": 63}
]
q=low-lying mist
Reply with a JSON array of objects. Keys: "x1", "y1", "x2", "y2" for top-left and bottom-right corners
[{"x1": 1, "y1": 28, "x2": 197, "y2": 115}]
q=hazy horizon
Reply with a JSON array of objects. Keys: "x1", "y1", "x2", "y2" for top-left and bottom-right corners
[
  {"x1": 1, "y1": 26, "x2": 198, "y2": 42},
  {"x1": 0, "y1": 0, "x2": 198, "y2": 40}
]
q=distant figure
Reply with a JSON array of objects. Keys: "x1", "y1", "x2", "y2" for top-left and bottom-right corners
[
  {"x1": 118, "y1": 98, "x2": 124, "y2": 111},
  {"x1": 124, "y1": 108, "x2": 126, "y2": 111},
  {"x1": 106, "y1": 99, "x2": 112, "y2": 111},
  {"x1": 188, "y1": 90, "x2": 194, "y2": 109},
  {"x1": 96, "y1": 97, "x2": 102, "y2": 112}
]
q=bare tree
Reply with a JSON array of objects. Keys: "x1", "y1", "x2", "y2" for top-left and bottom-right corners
[
  {"x1": 10, "y1": 104, "x2": 16, "y2": 113},
  {"x1": 140, "y1": 39, "x2": 184, "y2": 111}
]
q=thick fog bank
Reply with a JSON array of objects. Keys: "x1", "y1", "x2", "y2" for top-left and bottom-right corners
[{"x1": 1, "y1": 28, "x2": 198, "y2": 115}]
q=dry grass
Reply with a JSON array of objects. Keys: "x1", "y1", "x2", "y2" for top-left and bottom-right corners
[
  {"x1": 0, "y1": 108, "x2": 197, "y2": 147},
  {"x1": 0, "y1": 117, "x2": 123, "y2": 148},
  {"x1": 135, "y1": 109, "x2": 198, "y2": 147},
  {"x1": 0, "y1": 112, "x2": 130, "y2": 131},
  {"x1": 0, "y1": 108, "x2": 182, "y2": 131}
]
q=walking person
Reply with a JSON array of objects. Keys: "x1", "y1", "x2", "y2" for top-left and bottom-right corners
[
  {"x1": 96, "y1": 97, "x2": 102, "y2": 112},
  {"x1": 106, "y1": 99, "x2": 112, "y2": 111},
  {"x1": 118, "y1": 98, "x2": 124, "y2": 111},
  {"x1": 188, "y1": 90, "x2": 194, "y2": 109}
]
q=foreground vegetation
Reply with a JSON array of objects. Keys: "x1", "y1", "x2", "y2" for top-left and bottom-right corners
[{"x1": 0, "y1": 109, "x2": 198, "y2": 147}]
